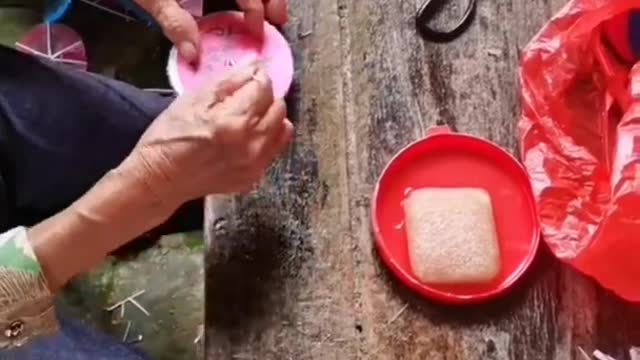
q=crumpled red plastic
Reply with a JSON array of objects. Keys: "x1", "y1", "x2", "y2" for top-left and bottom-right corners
[{"x1": 519, "y1": 0, "x2": 640, "y2": 301}]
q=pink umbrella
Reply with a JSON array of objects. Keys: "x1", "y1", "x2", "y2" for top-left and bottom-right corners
[{"x1": 15, "y1": 23, "x2": 88, "y2": 71}]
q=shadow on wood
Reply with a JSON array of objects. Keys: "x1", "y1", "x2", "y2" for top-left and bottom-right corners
[
  {"x1": 205, "y1": 148, "x2": 320, "y2": 350},
  {"x1": 205, "y1": 199, "x2": 292, "y2": 339}
]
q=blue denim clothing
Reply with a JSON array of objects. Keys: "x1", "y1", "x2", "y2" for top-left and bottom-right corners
[
  {"x1": 1, "y1": 317, "x2": 150, "y2": 360},
  {"x1": 0, "y1": 46, "x2": 203, "y2": 234}
]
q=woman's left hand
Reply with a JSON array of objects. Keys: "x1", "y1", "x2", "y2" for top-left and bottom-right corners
[{"x1": 133, "y1": 0, "x2": 289, "y2": 63}]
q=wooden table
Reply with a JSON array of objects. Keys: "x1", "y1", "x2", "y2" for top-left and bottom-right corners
[{"x1": 205, "y1": 1, "x2": 640, "y2": 359}]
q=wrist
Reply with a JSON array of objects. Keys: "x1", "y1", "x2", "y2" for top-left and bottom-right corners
[
  {"x1": 117, "y1": 150, "x2": 184, "y2": 211},
  {"x1": 28, "y1": 157, "x2": 179, "y2": 291},
  {"x1": 75, "y1": 155, "x2": 179, "y2": 229}
]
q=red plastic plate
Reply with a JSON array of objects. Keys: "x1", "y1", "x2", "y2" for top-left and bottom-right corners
[
  {"x1": 371, "y1": 126, "x2": 540, "y2": 304},
  {"x1": 167, "y1": 11, "x2": 294, "y2": 98}
]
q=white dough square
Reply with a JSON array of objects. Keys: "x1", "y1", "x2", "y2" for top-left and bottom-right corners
[{"x1": 403, "y1": 188, "x2": 501, "y2": 284}]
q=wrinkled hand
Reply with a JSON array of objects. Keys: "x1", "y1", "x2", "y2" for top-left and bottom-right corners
[
  {"x1": 126, "y1": 62, "x2": 293, "y2": 209},
  {"x1": 134, "y1": 0, "x2": 289, "y2": 62}
]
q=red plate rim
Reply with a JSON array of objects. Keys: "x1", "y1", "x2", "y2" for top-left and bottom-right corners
[{"x1": 370, "y1": 128, "x2": 541, "y2": 304}]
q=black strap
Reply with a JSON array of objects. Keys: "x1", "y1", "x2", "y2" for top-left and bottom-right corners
[{"x1": 416, "y1": 0, "x2": 477, "y2": 43}]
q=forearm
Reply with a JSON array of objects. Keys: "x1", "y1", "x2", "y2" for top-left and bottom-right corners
[
  {"x1": 0, "y1": 155, "x2": 175, "y2": 349},
  {"x1": 29, "y1": 155, "x2": 176, "y2": 291}
]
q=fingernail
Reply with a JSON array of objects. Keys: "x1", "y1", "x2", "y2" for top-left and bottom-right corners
[{"x1": 179, "y1": 42, "x2": 198, "y2": 63}]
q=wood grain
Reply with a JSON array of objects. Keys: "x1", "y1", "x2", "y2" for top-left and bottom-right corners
[
  {"x1": 206, "y1": 1, "x2": 640, "y2": 359},
  {"x1": 205, "y1": 0, "x2": 357, "y2": 359}
]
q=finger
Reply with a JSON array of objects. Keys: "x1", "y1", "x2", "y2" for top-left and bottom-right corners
[
  {"x1": 252, "y1": 99, "x2": 286, "y2": 134},
  {"x1": 237, "y1": 118, "x2": 291, "y2": 191},
  {"x1": 238, "y1": 101, "x2": 286, "y2": 164},
  {"x1": 265, "y1": 0, "x2": 288, "y2": 25},
  {"x1": 136, "y1": 0, "x2": 200, "y2": 63},
  {"x1": 228, "y1": 67, "x2": 274, "y2": 117},
  {"x1": 279, "y1": 119, "x2": 295, "y2": 149},
  {"x1": 256, "y1": 118, "x2": 294, "y2": 168},
  {"x1": 193, "y1": 61, "x2": 259, "y2": 105},
  {"x1": 237, "y1": 0, "x2": 265, "y2": 38}
]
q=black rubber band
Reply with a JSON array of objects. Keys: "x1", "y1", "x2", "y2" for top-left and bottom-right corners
[{"x1": 416, "y1": 0, "x2": 477, "y2": 43}]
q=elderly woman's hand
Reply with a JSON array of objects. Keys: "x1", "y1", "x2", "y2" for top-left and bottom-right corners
[
  {"x1": 27, "y1": 62, "x2": 292, "y2": 291},
  {"x1": 133, "y1": 0, "x2": 289, "y2": 62},
  {"x1": 123, "y1": 61, "x2": 293, "y2": 209}
]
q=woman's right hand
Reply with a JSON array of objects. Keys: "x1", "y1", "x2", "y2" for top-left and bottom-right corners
[
  {"x1": 26, "y1": 63, "x2": 292, "y2": 293},
  {"x1": 122, "y1": 62, "x2": 293, "y2": 211}
]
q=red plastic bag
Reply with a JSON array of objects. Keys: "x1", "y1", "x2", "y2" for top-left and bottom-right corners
[{"x1": 519, "y1": 0, "x2": 640, "y2": 301}]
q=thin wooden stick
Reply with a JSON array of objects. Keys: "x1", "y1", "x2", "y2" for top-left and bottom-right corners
[
  {"x1": 122, "y1": 321, "x2": 132, "y2": 341},
  {"x1": 105, "y1": 290, "x2": 146, "y2": 311},
  {"x1": 129, "y1": 298, "x2": 151, "y2": 317}
]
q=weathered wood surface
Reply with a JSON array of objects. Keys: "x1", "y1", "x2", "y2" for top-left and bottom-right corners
[{"x1": 205, "y1": 1, "x2": 640, "y2": 359}]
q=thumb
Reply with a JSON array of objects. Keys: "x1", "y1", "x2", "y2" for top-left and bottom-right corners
[{"x1": 135, "y1": 0, "x2": 200, "y2": 63}]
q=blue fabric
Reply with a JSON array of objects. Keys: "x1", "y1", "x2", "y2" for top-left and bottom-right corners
[
  {"x1": 1, "y1": 316, "x2": 151, "y2": 360},
  {"x1": 0, "y1": 46, "x2": 203, "y2": 236},
  {"x1": 0, "y1": 44, "x2": 204, "y2": 233},
  {"x1": 44, "y1": 0, "x2": 154, "y2": 25},
  {"x1": 0, "y1": 46, "x2": 172, "y2": 228},
  {"x1": 45, "y1": 0, "x2": 73, "y2": 23}
]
